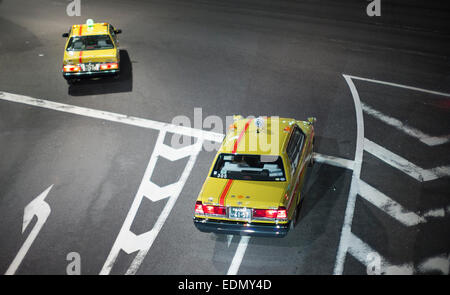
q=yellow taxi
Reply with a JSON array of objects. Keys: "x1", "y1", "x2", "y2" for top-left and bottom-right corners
[
  {"x1": 193, "y1": 116, "x2": 316, "y2": 237},
  {"x1": 61, "y1": 19, "x2": 122, "y2": 83}
]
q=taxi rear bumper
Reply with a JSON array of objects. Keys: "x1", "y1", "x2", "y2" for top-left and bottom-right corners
[
  {"x1": 193, "y1": 217, "x2": 290, "y2": 238},
  {"x1": 63, "y1": 69, "x2": 120, "y2": 79}
]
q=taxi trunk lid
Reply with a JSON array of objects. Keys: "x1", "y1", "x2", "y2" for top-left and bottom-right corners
[
  {"x1": 65, "y1": 49, "x2": 117, "y2": 64},
  {"x1": 200, "y1": 178, "x2": 286, "y2": 209}
]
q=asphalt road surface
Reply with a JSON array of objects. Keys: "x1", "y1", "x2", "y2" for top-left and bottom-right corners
[{"x1": 0, "y1": 0, "x2": 449, "y2": 275}]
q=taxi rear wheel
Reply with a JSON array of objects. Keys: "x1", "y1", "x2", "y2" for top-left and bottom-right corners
[
  {"x1": 66, "y1": 78, "x2": 77, "y2": 85},
  {"x1": 289, "y1": 199, "x2": 303, "y2": 230}
]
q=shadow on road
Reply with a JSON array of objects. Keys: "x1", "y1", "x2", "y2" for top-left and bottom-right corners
[{"x1": 68, "y1": 50, "x2": 133, "y2": 96}]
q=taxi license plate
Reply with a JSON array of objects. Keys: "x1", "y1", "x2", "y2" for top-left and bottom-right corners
[
  {"x1": 229, "y1": 207, "x2": 251, "y2": 220},
  {"x1": 84, "y1": 63, "x2": 99, "y2": 72}
]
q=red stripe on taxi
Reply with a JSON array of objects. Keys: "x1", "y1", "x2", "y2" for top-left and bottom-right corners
[
  {"x1": 219, "y1": 179, "x2": 233, "y2": 207},
  {"x1": 219, "y1": 118, "x2": 254, "y2": 206},
  {"x1": 232, "y1": 118, "x2": 253, "y2": 153},
  {"x1": 78, "y1": 25, "x2": 83, "y2": 64}
]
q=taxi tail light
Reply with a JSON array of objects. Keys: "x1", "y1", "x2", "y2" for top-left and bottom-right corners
[
  {"x1": 194, "y1": 201, "x2": 204, "y2": 214},
  {"x1": 195, "y1": 201, "x2": 226, "y2": 216},
  {"x1": 100, "y1": 62, "x2": 119, "y2": 70},
  {"x1": 253, "y1": 209, "x2": 278, "y2": 219},
  {"x1": 203, "y1": 204, "x2": 226, "y2": 216},
  {"x1": 63, "y1": 65, "x2": 81, "y2": 72},
  {"x1": 276, "y1": 207, "x2": 288, "y2": 219},
  {"x1": 253, "y1": 207, "x2": 287, "y2": 220}
]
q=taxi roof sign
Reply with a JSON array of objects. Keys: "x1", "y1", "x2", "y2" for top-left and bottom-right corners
[{"x1": 86, "y1": 19, "x2": 94, "y2": 28}]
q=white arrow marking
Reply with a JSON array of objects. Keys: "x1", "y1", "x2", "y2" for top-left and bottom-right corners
[{"x1": 5, "y1": 185, "x2": 53, "y2": 275}]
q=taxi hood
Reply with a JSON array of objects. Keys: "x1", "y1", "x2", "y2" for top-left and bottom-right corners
[{"x1": 199, "y1": 177, "x2": 286, "y2": 209}]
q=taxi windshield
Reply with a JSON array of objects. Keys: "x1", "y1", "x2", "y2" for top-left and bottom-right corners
[
  {"x1": 66, "y1": 35, "x2": 114, "y2": 51},
  {"x1": 211, "y1": 154, "x2": 286, "y2": 181}
]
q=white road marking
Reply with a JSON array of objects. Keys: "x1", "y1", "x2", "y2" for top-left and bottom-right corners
[
  {"x1": 417, "y1": 254, "x2": 450, "y2": 275},
  {"x1": 362, "y1": 102, "x2": 450, "y2": 146},
  {"x1": 100, "y1": 131, "x2": 204, "y2": 275},
  {"x1": 422, "y1": 208, "x2": 445, "y2": 218},
  {"x1": 345, "y1": 75, "x2": 450, "y2": 98},
  {"x1": 359, "y1": 180, "x2": 448, "y2": 225},
  {"x1": 0, "y1": 91, "x2": 224, "y2": 143},
  {"x1": 333, "y1": 74, "x2": 365, "y2": 275},
  {"x1": 364, "y1": 138, "x2": 450, "y2": 182},
  {"x1": 347, "y1": 232, "x2": 414, "y2": 275},
  {"x1": 350, "y1": 232, "x2": 449, "y2": 275},
  {"x1": 227, "y1": 236, "x2": 250, "y2": 275},
  {"x1": 336, "y1": 74, "x2": 450, "y2": 275},
  {"x1": 5, "y1": 185, "x2": 53, "y2": 275},
  {"x1": 1, "y1": 90, "x2": 364, "y2": 275},
  {"x1": 227, "y1": 235, "x2": 233, "y2": 248},
  {"x1": 358, "y1": 180, "x2": 426, "y2": 226},
  {"x1": 313, "y1": 153, "x2": 354, "y2": 170}
]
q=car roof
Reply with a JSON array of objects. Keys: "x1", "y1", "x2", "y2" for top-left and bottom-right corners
[
  {"x1": 219, "y1": 117, "x2": 300, "y2": 156},
  {"x1": 71, "y1": 23, "x2": 109, "y2": 36}
]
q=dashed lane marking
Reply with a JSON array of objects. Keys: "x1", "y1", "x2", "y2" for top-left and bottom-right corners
[{"x1": 227, "y1": 236, "x2": 251, "y2": 275}]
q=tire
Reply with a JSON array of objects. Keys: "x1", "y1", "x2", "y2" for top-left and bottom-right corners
[
  {"x1": 66, "y1": 78, "x2": 76, "y2": 85},
  {"x1": 289, "y1": 203, "x2": 300, "y2": 230},
  {"x1": 290, "y1": 197, "x2": 306, "y2": 230},
  {"x1": 308, "y1": 138, "x2": 315, "y2": 167},
  {"x1": 308, "y1": 154, "x2": 314, "y2": 167}
]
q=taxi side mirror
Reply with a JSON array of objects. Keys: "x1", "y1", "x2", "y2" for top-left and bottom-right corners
[
  {"x1": 62, "y1": 33, "x2": 69, "y2": 38},
  {"x1": 114, "y1": 29, "x2": 122, "y2": 34},
  {"x1": 307, "y1": 117, "x2": 317, "y2": 125}
]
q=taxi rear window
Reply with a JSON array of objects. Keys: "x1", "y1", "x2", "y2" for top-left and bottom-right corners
[
  {"x1": 66, "y1": 35, "x2": 114, "y2": 51},
  {"x1": 211, "y1": 154, "x2": 286, "y2": 181}
]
